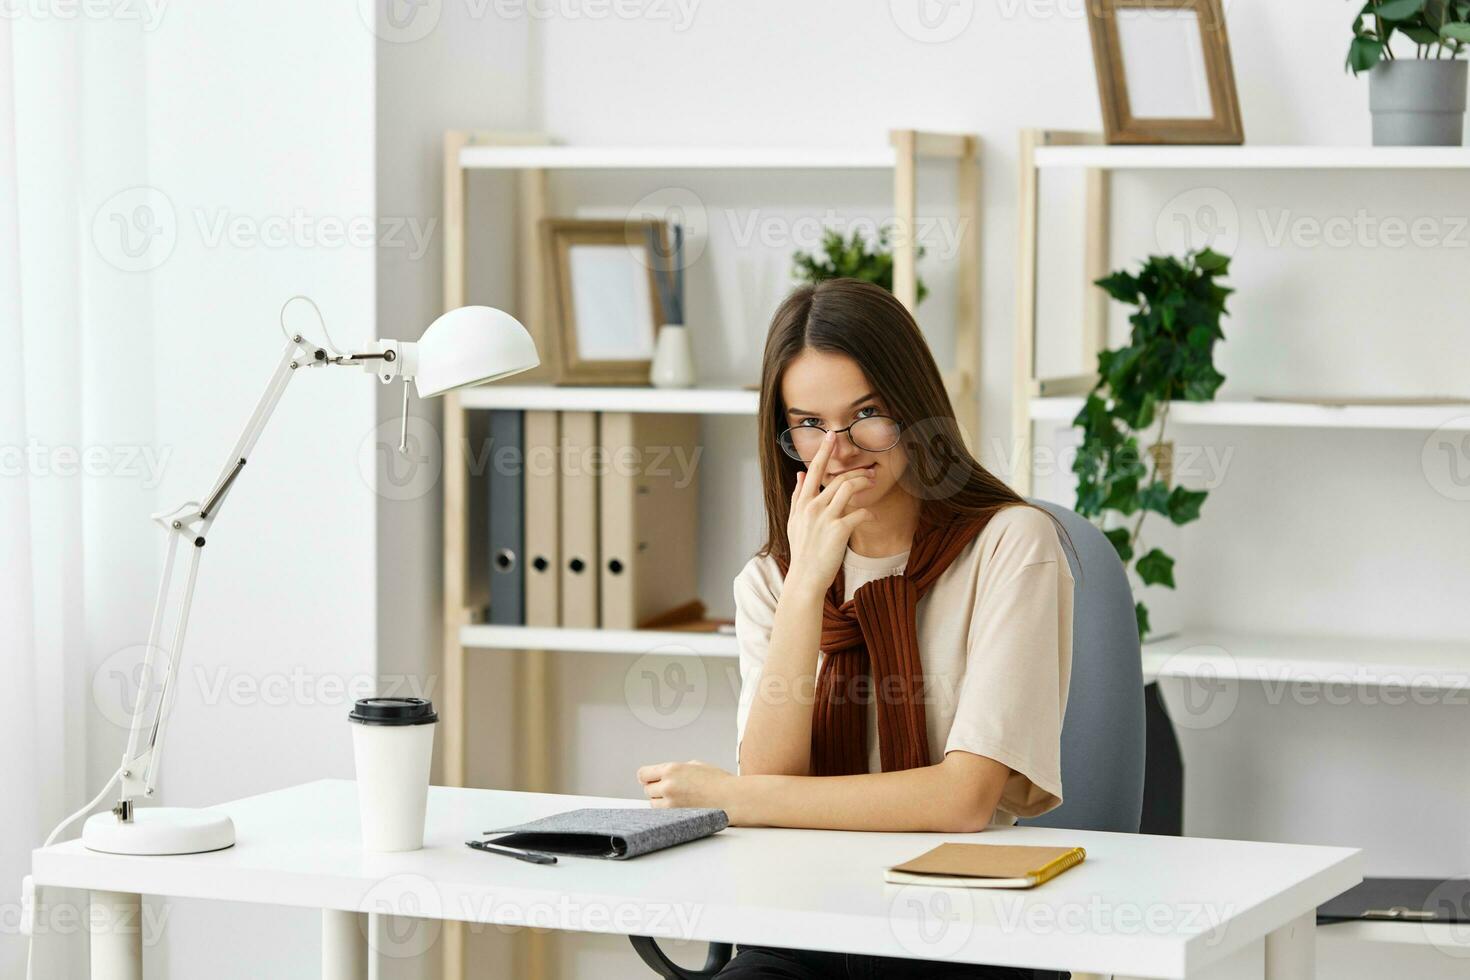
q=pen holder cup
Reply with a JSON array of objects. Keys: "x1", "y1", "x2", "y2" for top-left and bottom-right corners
[{"x1": 650, "y1": 324, "x2": 695, "y2": 389}]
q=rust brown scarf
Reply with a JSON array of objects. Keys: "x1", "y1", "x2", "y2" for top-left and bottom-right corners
[{"x1": 777, "y1": 515, "x2": 988, "y2": 776}]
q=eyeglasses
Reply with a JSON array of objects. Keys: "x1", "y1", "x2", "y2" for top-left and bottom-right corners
[{"x1": 777, "y1": 415, "x2": 903, "y2": 462}]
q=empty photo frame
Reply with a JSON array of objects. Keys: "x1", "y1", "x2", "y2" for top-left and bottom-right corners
[
  {"x1": 1086, "y1": 0, "x2": 1243, "y2": 144},
  {"x1": 541, "y1": 219, "x2": 668, "y2": 385}
]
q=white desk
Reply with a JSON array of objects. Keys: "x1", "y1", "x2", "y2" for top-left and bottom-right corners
[{"x1": 32, "y1": 779, "x2": 1360, "y2": 979}]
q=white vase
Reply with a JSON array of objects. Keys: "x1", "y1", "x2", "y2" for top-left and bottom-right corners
[{"x1": 650, "y1": 324, "x2": 695, "y2": 388}]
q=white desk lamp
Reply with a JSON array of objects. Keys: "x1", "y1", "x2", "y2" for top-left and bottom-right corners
[{"x1": 78, "y1": 300, "x2": 538, "y2": 855}]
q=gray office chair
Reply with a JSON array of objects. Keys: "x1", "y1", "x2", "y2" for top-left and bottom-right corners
[
  {"x1": 1020, "y1": 499, "x2": 1145, "y2": 835},
  {"x1": 630, "y1": 500, "x2": 1145, "y2": 978}
]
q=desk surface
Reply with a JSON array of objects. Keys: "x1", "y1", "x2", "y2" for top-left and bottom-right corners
[{"x1": 33, "y1": 779, "x2": 1359, "y2": 978}]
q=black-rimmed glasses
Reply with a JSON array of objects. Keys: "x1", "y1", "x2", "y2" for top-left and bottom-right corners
[{"x1": 777, "y1": 415, "x2": 903, "y2": 462}]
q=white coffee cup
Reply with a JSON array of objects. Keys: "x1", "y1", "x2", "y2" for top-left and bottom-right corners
[{"x1": 349, "y1": 697, "x2": 437, "y2": 852}]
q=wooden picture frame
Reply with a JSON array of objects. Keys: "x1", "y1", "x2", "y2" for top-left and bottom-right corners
[
  {"x1": 1086, "y1": 0, "x2": 1243, "y2": 145},
  {"x1": 540, "y1": 218, "x2": 667, "y2": 386}
]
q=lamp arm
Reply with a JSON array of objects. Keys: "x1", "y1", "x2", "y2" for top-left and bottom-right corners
[{"x1": 114, "y1": 332, "x2": 354, "y2": 811}]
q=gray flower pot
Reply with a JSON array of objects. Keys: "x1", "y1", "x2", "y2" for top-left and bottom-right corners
[{"x1": 1369, "y1": 60, "x2": 1469, "y2": 146}]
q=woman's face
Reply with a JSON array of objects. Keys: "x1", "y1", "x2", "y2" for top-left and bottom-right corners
[{"x1": 779, "y1": 347, "x2": 909, "y2": 509}]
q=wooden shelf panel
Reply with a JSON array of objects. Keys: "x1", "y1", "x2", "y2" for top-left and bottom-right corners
[
  {"x1": 460, "y1": 385, "x2": 758, "y2": 415},
  {"x1": 1143, "y1": 629, "x2": 1470, "y2": 690},
  {"x1": 460, "y1": 145, "x2": 898, "y2": 171},
  {"x1": 1034, "y1": 144, "x2": 1470, "y2": 170},
  {"x1": 1030, "y1": 397, "x2": 1470, "y2": 432},
  {"x1": 462, "y1": 624, "x2": 739, "y2": 658}
]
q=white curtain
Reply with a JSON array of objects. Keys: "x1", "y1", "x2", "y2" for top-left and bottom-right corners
[
  {"x1": 0, "y1": 17, "x2": 50, "y2": 975},
  {"x1": 2, "y1": 16, "x2": 154, "y2": 976}
]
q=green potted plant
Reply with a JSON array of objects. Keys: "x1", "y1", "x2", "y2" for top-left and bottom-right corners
[
  {"x1": 1347, "y1": 0, "x2": 1470, "y2": 145},
  {"x1": 1072, "y1": 248, "x2": 1231, "y2": 639},
  {"x1": 791, "y1": 226, "x2": 928, "y2": 303}
]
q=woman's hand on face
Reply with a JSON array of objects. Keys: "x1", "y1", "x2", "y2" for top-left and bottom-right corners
[
  {"x1": 785, "y1": 431, "x2": 874, "y2": 598},
  {"x1": 637, "y1": 760, "x2": 746, "y2": 821}
]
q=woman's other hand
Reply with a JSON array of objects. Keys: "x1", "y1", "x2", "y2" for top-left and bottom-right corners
[{"x1": 637, "y1": 760, "x2": 747, "y2": 822}]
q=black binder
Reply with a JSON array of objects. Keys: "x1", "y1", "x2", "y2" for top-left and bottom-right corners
[{"x1": 1318, "y1": 877, "x2": 1470, "y2": 924}]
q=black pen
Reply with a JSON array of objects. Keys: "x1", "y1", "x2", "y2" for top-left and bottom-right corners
[{"x1": 465, "y1": 839, "x2": 558, "y2": 865}]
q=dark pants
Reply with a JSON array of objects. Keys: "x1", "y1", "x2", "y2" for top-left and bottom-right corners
[{"x1": 717, "y1": 944, "x2": 1063, "y2": 979}]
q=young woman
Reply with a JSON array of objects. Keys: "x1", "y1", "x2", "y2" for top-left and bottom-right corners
[{"x1": 637, "y1": 278, "x2": 1074, "y2": 979}]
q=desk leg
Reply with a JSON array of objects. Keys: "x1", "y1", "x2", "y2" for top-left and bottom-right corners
[
  {"x1": 323, "y1": 910, "x2": 369, "y2": 979},
  {"x1": 90, "y1": 891, "x2": 142, "y2": 980},
  {"x1": 1264, "y1": 911, "x2": 1315, "y2": 979}
]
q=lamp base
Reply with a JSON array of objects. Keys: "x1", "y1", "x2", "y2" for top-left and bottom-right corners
[{"x1": 83, "y1": 807, "x2": 236, "y2": 855}]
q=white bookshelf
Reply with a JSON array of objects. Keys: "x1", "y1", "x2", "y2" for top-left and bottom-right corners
[
  {"x1": 1012, "y1": 127, "x2": 1470, "y2": 496},
  {"x1": 1030, "y1": 397, "x2": 1470, "y2": 432},
  {"x1": 1033, "y1": 143, "x2": 1470, "y2": 171},
  {"x1": 439, "y1": 134, "x2": 982, "y2": 960},
  {"x1": 1142, "y1": 629, "x2": 1470, "y2": 690},
  {"x1": 460, "y1": 384, "x2": 758, "y2": 416},
  {"x1": 462, "y1": 624, "x2": 738, "y2": 658}
]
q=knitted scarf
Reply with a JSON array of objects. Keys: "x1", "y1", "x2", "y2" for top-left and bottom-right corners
[{"x1": 777, "y1": 515, "x2": 989, "y2": 776}]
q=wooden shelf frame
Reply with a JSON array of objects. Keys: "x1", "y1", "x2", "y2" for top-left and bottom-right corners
[
  {"x1": 1013, "y1": 130, "x2": 1112, "y2": 496},
  {"x1": 440, "y1": 128, "x2": 982, "y2": 980}
]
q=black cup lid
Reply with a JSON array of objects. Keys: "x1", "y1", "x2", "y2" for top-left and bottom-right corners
[{"x1": 349, "y1": 697, "x2": 437, "y2": 726}]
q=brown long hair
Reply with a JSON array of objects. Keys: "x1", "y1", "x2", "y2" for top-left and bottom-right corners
[{"x1": 756, "y1": 278, "x2": 1025, "y2": 563}]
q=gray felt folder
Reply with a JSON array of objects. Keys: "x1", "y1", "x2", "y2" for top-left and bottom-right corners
[{"x1": 485, "y1": 808, "x2": 728, "y2": 860}]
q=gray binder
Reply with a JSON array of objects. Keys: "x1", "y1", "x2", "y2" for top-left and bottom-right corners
[
  {"x1": 487, "y1": 410, "x2": 524, "y2": 625},
  {"x1": 483, "y1": 807, "x2": 728, "y2": 860}
]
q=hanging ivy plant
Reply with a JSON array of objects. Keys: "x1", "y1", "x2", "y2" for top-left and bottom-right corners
[{"x1": 1072, "y1": 248, "x2": 1232, "y2": 639}]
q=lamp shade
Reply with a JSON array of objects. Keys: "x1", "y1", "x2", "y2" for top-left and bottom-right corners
[{"x1": 412, "y1": 306, "x2": 539, "y2": 398}]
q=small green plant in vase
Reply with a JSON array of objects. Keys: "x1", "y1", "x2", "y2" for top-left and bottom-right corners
[
  {"x1": 1072, "y1": 248, "x2": 1232, "y2": 640},
  {"x1": 1346, "y1": 0, "x2": 1470, "y2": 145},
  {"x1": 791, "y1": 227, "x2": 928, "y2": 304}
]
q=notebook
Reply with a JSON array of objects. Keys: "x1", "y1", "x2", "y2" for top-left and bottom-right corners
[
  {"x1": 483, "y1": 807, "x2": 728, "y2": 860},
  {"x1": 885, "y1": 843, "x2": 1086, "y2": 889}
]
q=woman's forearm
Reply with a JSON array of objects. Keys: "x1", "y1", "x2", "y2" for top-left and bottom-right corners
[
  {"x1": 735, "y1": 751, "x2": 1010, "y2": 833},
  {"x1": 738, "y1": 577, "x2": 827, "y2": 776}
]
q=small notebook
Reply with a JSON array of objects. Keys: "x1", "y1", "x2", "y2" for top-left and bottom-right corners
[
  {"x1": 885, "y1": 843, "x2": 1086, "y2": 889},
  {"x1": 483, "y1": 807, "x2": 728, "y2": 860}
]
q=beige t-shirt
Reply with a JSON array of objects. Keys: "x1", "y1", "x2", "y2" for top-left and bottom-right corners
[{"x1": 733, "y1": 505, "x2": 1074, "y2": 826}]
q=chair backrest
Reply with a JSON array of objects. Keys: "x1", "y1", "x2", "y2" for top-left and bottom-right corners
[{"x1": 1021, "y1": 499, "x2": 1145, "y2": 834}]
